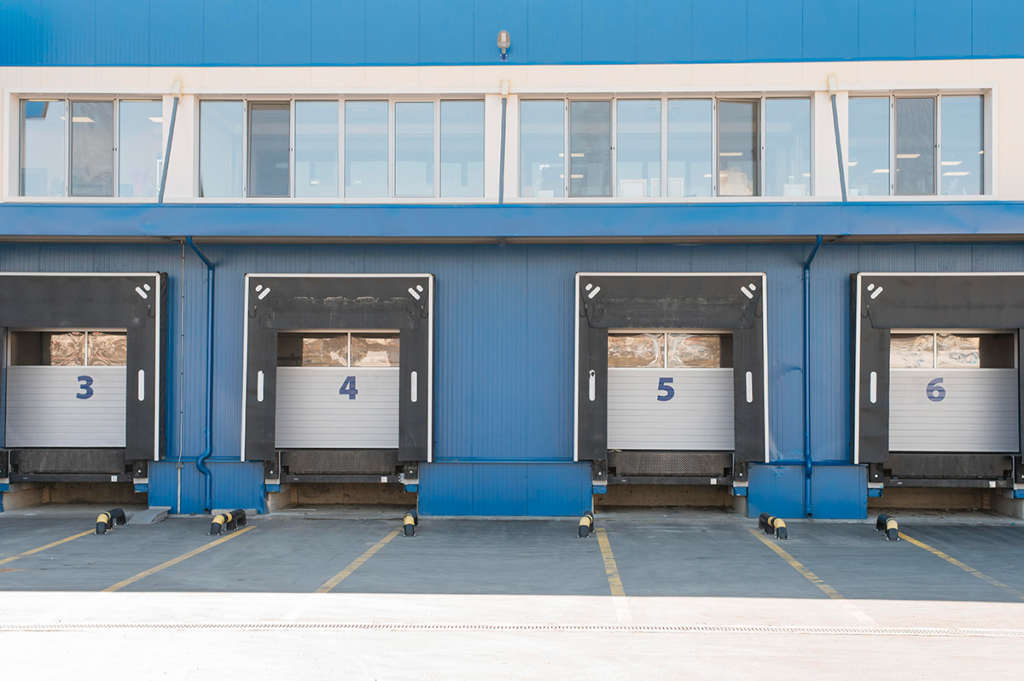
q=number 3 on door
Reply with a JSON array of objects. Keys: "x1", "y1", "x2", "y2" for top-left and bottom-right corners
[
  {"x1": 657, "y1": 377, "x2": 674, "y2": 402},
  {"x1": 76, "y1": 375, "x2": 94, "y2": 400},
  {"x1": 339, "y1": 376, "x2": 358, "y2": 400}
]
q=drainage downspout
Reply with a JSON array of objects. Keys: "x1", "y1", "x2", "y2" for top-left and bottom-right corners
[
  {"x1": 185, "y1": 237, "x2": 215, "y2": 513},
  {"x1": 498, "y1": 80, "x2": 509, "y2": 204},
  {"x1": 157, "y1": 79, "x2": 182, "y2": 204},
  {"x1": 803, "y1": 235, "x2": 823, "y2": 517}
]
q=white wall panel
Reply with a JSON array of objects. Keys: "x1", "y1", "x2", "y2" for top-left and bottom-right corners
[
  {"x1": 608, "y1": 368, "x2": 734, "y2": 451},
  {"x1": 6, "y1": 366, "x2": 126, "y2": 447},
  {"x1": 275, "y1": 366, "x2": 399, "y2": 448}
]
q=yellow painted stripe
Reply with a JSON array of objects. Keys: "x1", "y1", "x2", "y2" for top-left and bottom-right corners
[
  {"x1": 103, "y1": 526, "x2": 255, "y2": 592},
  {"x1": 0, "y1": 530, "x2": 93, "y2": 567},
  {"x1": 900, "y1": 532, "x2": 1024, "y2": 601},
  {"x1": 595, "y1": 527, "x2": 625, "y2": 597},
  {"x1": 747, "y1": 529, "x2": 844, "y2": 600},
  {"x1": 316, "y1": 528, "x2": 402, "y2": 594}
]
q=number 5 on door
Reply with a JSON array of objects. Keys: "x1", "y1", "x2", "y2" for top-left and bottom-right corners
[{"x1": 657, "y1": 377, "x2": 674, "y2": 402}]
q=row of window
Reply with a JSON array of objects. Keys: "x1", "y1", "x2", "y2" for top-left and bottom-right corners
[
  {"x1": 608, "y1": 332, "x2": 732, "y2": 369},
  {"x1": 17, "y1": 94, "x2": 986, "y2": 200},
  {"x1": 889, "y1": 332, "x2": 1013, "y2": 369},
  {"x1": 277, "y1": 333, "x2": 400, "y2": 367},
  {"x1": 9, "y1": 331, "x2": 127, "y2": 366}
]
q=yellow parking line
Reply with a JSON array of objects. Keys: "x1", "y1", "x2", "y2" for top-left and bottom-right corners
[
  {"x1": 103, "y1": 526, "x2": 255, "y2": 592},
  {"x1": 316, "y1": 527, "x2": 401, "y2": 594},
  {"x1": 0, "y1": 530, "x2": 94, "y2": 567},
  {"x1": 900, "y1": 531, "x2": 1024, "y2": 601},
  {"x1": 595, "y1": 528, "x2": 625, "y2": 597}
]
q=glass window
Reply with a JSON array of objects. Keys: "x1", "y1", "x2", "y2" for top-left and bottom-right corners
[
  {"x1": 295, "y1": 101, "x2": 339, "y2": 198},
  {"x1": 667, "y1": 99, "x2": 713, "y2": 198},
  {"x1": 87, "y1": 332, "x2": 128, "y2": 366},
  {"x1": 395, "y1": 102, "x2": 434, "y2": 198},
  {"x1": 199, "y1": 101, "x2": 243, "y2": 198},
  {"x1": 70, "y1": 101, "x2": 114, "y2": 197},
  {"x1": 570, "y1": 101, "x2": 611, "y2": 197},
  {"x1": 616, "y1": 100, "x2": 661, "y2": 198},
  {"x1": 345, "y1": 101, "x2": 389, "y2": 198},
  {"x1": 765, "y1": 98, "x2": 811, "y2": 197},
  {"x1": 718, "y1": 100, "x2": 759, "y2": 197},
  {"x1": 847, "y1": 98, "x2": 890, "y2": 197},
  {"x1": 896, "y1": 98, "x2": 935, "y2": 196},
  {"x1": 890, "y1": 334, "x2": 935, "y2": 368},
  {"x1": 667, "y1": 334, "x2": 724, "y2": 368},
  {"x1": 440, "y1": 101, "x2": 484, "y2": 198},
  {"x1": 248, "y1": 102, "x2": 290, "y2": 197},
  {"x1": 117, "y1": 100, "x2": 162, "y2": 198},
  {"x1": 351, "y1": 334, "x2": 400, "y2": 367},
  {"x1": 20, "y1": 100, "x2": 66, "y2": 197},
  {"x1": 519, "y1": 100, "x2": 564, "y2": 198},
  {"x1": 941, "y1": 96, "x2": 984, "y2": 196},
  {"x1": 936, "y1": 333, "x2": 981, "y2": 368},
  {"x1": 608, "y1": 333, "x2": 663, "y2": 368}
]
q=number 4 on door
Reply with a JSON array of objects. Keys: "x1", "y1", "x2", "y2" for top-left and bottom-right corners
[{"x1": 339, "y1": 376, "x2": 358, "y2": 400}]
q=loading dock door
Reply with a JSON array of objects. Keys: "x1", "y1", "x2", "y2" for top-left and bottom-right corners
[
  {"x1": 607, "y1": 332, "x2": 735, "y2": 450},
  {"x1": 275, "y1": 333, "x2": 400, "y2": 448},
  {"x1": 888, "y1": 332, "x2": 1018, "y2": 453}
]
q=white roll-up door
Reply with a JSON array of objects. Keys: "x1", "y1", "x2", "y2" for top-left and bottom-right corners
[
  {"x1": 889, "y1": 331, "x2": 1019, "y2": 453},
  {"x1": 606, "y1": 331, "x2": 734, "y2": 451},
  {"x1": 6, "y1": 366, "x2": 127, "y2": 447}
]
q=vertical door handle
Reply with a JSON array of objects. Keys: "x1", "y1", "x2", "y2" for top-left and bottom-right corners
[
  {"x1": 138, "y1": 370, "x2": 145, "y2": 401},
  {"x1": 869, "y1": 371, "x2": 877, "y2": 404},
  {"x1": 257, "y1": 370, "x2": 264, "y2": 402},
  {"x1": 411, "y1": 371, "x2": 418, "y2": 403},
  {"x1": 588, "y1": 370, "x2": 596, "y2": 402},
  {"x1": 745, "y1": 371, "x2": 754, "y2": 403}
]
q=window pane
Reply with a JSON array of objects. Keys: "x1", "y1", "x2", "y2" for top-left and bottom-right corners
[
  {"x1": 519, "y1": 100, "x2": 564, "y2": 198},
  {"x1": 896, "y1": 98, "x2": 935, "y2": 195},
  {"x1": 294, "y1": 101, "x2": 339, "y2": 198},
  {"x1": 766, "y1": 98, "x2": 811, "y2": 197},
  {"x1": 395, "y1": 102, "x2": 434, "y2": 197},
  {"x1": 118, "y1": 100, "x2": 162, "y2": 198},
  {"x1": 20, "y1": 100, "x2": 65, "y2": 197},
  {"x1": 936, "y1": 334, "x2": 981, "y2": 368},
  {"x1": 667, "y1": 334, "x2": 723, "y2": 368},
  {"x1": 616, "y1": 99, "x2": 660, "y2": 198},
  {"x1": 88, "y1": 332, "x2": 127, "y2": 366},
  {"x1": 718, "y1": 100, "x2": 759, "y2": 196},
  {"x1": 890, "y1": 334, "x2": 935, "y2": 368},
  {"x1": 941, "y1": 96, "x2": 984, "y2": 196},
  {"x1": 71, "y1": 101, "x2": 114, "y2": 196},
  {"x1": 48, "y1": 332, "x2": 87, "y2": 366},
  {"x1": 847, "y1": 98, "x2": 890, "y2": 197},
  {"x1": 440, "y1": 101, "x2": 484, "y2": 198},
  {"x1": 345, "y1": 101, "x2": 389, "y2": 198},
  {"x1": 667, "y1": 99, "x2": 712, "y2": 198},
  {"x1": 570, "y1": 101, "x2": 610, "y2": 197},
  {"x1": 199, "y1": 101, "x2": 243, "y2": 198},
  {"x1": 608, "y1": 333, "x2": 663, "y2": 368},
  {"x1": 248, "y1": 102, "x2": 290, "y2": 197},
  {"x1": 351, "y1": 334, "x2": 400, "y2": 367}
]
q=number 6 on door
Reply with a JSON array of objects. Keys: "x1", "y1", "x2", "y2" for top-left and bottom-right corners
[{"x1": 657, "y1": 377, "x2": 674, "y2": 402}]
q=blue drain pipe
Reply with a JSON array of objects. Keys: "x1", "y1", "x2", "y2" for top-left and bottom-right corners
[
  {"x1": 803, "y1": 235, "x2": 823, "y2": 516},
  {"x1": 186, "y1": 237, "x2": 215, "y2": 513}
]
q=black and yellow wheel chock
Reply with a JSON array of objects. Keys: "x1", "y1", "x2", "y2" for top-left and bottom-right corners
[
  {"x1": 95, "y1": 508, "x2": 127, "y2": 535},
  {"x1": 758, "y1": 512, "x2": 788, "y2": 540},
  {"x1": 209, "y1": 509, "x2": 247, "y2": 536},
  {"x1": 403, "y1": 510, "x2": 419, "y2": 537},
  {"x1": 876, "y1": 514, "x2": 900, "y2": 541},
  {"x1": 578, "y1": 511, "x2": 594, "y2": 538}
]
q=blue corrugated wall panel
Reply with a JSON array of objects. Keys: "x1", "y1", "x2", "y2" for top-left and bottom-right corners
[
  {"x1": 748, "y1": 465, "x2": 805, "y2": 519},
  {"x1": 149, "y1": 461, "x2": 266, "y2": 514},
  {"x1": 420, "y1": 0, "x2": 474, "y2": 65},
  {"x1": 205, "y1": 0, "x2": 257, "y2": 66},
  {"x1": 7, "y1": 0, "x2": 1024, "y2": 66},
  {"x1": 915, "y1": 0, "x2": 972, "y2": 59},
  {"x1": 859, "y1": 0, "x2": 915, "y2": 60},
  {"x1": 419, "y1": 463, "x2": 590, "y2": 516},
  {"x1": 5, "y1": 238, "x2": 1024, "y2": 516},
  {"x1": 636, "y1": 0, "x2": 691, "y2": 64},
  {"x1": 258, "y1": 0, "x2": 311, "y2": 65},
  {"x1": 810, "y1": 466, "x2": 867, "y2": 519},
  {"x1": 746, "y1": 0, "x2": 801, "y2": 62},
  {"x1": 96, "y1": 0, "x2": 150, "y2": 66}
]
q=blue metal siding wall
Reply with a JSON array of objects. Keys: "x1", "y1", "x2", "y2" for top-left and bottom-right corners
[
  {"x1": 5, "y1": 239, "x2": 1024, "y2": 515},
  {"x1": 4, "y1": 0, "x2": 1024, "y2": 66}
]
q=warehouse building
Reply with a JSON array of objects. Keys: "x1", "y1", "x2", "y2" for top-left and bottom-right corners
[{"x1": 1, "y1": 0, "x2": 1024, "y2": 519}]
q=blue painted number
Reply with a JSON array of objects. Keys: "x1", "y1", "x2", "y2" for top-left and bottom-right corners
[
  {"x1": 657, "y1": 377, "x2": 675, "y2": 402},
  {"x1": 926, "y1": 377, "x2": 945, "y2": 403},
  {"x1": 76, "y1": 375, "x2": 94, "y2": 400},
  {"x1": 339, "y1": 376, "x2": 359, "y2": 400}
]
